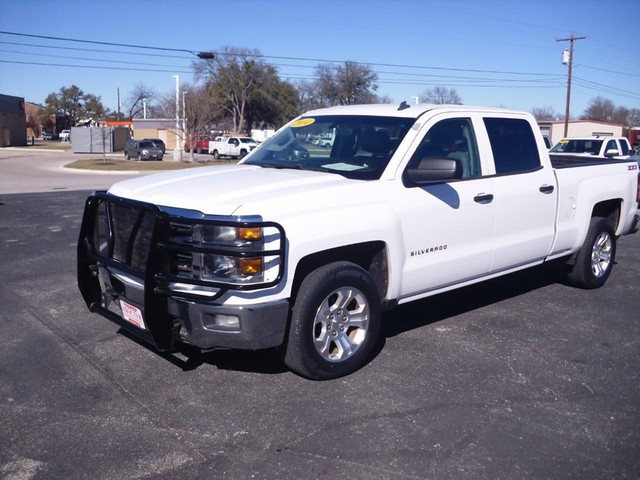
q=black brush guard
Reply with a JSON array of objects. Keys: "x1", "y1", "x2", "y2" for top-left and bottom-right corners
[{"x1": 77, "y1": 192, "x2": 285, "y2": 351}]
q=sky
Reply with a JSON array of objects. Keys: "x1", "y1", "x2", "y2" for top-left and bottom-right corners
[{"x1": 1, "y1": 0, "x2": 638, "y2": 121}]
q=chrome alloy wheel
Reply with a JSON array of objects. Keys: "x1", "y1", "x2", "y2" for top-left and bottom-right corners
[
  {"x1": 591, "y1": 230, "x2": 613, "y2": 278},
  {"x1": 313, "y1": 287, "x2": 370, "y2": 362}
]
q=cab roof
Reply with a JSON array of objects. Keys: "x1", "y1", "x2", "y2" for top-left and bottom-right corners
[{"x1": 302, "y1": 102, "x2": 517, "y2": 119}]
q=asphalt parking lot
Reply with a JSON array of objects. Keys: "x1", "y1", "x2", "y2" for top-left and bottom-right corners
[{"x1": 1, "y1": 150, "x2": 639, "y2": 479}]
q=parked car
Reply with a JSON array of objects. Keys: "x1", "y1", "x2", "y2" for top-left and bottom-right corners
[
  {"x1": 184, "y1": 136, "x2": 211, "y2": 153},
  {"x1": 208, "y1": 136, "x2": 260, "y2": 159},
  {"x1": 549, "y1": 136, "x2": 632, "y2": 159},
  {"x1": 143, "y1": 138, "x2": 166, "y2": 153},
  {"x1": 42, "y1": 131, "x2": 56, "y2": 141},
  {"x1": 124, "y1": 139, "x2": 164, "y2": 161},
  {"x1": 59, "y1": 130, "x2": 71, "y2": 142}
]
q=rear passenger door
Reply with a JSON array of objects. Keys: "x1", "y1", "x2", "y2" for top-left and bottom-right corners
[{"x1": 481, "y1": 116, "x2": 557, "y2": 272}]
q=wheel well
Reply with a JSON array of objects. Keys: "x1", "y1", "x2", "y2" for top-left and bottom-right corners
[
  {"x1": 292, "y1": 241, "x2": 389, "y2": 302},
  {"x1": 592, "y1": 199, "x2": 621, "y2": 230}
]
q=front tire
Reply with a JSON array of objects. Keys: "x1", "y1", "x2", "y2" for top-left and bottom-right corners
[
  {"x1": 283, "y1": 262, "x2": 381, "y2": 380},
  {"x1": 566, "y1": 217, "x2": 616, "y2": 289}
]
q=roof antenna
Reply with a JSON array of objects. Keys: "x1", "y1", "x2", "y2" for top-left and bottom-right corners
[{"x1": 398, "y1": 100, "x2": 410, "y2": 111}]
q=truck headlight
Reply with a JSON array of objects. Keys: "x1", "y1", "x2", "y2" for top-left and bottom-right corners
[
  {"x1": 204, "y1": 225, "x2": 263, "y2": 245},
  {"x1": 205, "y1": 255, "x2": 263, "y2": 281},
  {"x1": 166, "y1": 218, "x2": 283, "y2": 289}
]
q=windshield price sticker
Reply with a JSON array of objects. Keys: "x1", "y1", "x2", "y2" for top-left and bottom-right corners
[
  {"x1": 291, "y1": 118, "x2": 315, "y2": 128},
  {"x1": 120, "y1": 300, "x2": 146, "y2": 330}
]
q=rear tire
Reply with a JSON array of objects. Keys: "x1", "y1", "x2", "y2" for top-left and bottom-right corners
[
  {"x1": 566, "y1": 217, "x2": 616, "y2": 289},
  {"x1": 283, "y1": 262, "x2": 381, "y2": 380},
  {"x1": 212, "y1": 150, "x2": 220, "y2": 159}
]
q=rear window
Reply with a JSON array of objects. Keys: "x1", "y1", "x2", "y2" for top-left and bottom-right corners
[{"x1": 484, "y1": 118, "x2": 541, "y2": 174}]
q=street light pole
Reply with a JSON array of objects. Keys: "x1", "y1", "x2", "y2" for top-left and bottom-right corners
[
  {"x1": 172, "y1": 75, "x2": 181, "y2": 161},
  {"x1": 142, "y1": 97, "x2": 147, "y2": 119},
  {"x1": 182, "y1": 91, "x2": 186, "y2": 134}
]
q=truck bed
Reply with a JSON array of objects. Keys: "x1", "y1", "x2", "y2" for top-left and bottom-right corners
[{"x1": 550, "y1": 154, "x2": 631, "y2": 169}]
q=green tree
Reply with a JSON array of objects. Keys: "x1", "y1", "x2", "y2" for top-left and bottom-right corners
[
  {"x1": 194, "y1": 46, "x2": 272, "y2": 133},
  {"x1": 245, "y1": 69, "x2": 301, "y2": 130},
  {"x1": 43, "y1": 85, "x2": 108, "y2": 126}
]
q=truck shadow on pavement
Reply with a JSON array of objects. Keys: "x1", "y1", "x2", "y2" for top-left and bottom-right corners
[
  {"x1": 118, "y1": 329, "x2": 289, "y2": 375},
  {"x1": 118, "y1": 260, "x2": 570, "y2": 377},
  {"x1": 380, "y1": 259, "x2": 568, "y2": 339}
]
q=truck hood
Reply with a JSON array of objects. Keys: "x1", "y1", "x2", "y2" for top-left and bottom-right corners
[{"x1": 108, "y1": 164, "x2": 353, "y2": 216}]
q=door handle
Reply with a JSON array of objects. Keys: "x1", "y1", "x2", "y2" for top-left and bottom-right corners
[
  {"x1": 474, "y1": 193, "x2": 494, "y2": 204},
  {"x1": 539, "y1": 185, "x2": 555, "y2": 194}
]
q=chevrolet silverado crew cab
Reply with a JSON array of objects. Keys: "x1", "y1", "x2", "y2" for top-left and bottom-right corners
[{"x1": 78, "y1": 103, "x2": 640, "y2": 380}]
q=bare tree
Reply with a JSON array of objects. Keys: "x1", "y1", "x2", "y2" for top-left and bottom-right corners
[
  {"x1": 420, "y1": 86, "x2": 462, "y2": 105},
  {"x1": 182, "y1": 83, "x2": 226, "y2": 162},
  {"x1": 580, "y1": 96, "x2": 629, "y2": 124},
  {"x1": 313, "y1": 61, "x2": 379, "y2": 107},
  {"x1": 530, "y1": 106, "x2": 557, "y2": 121},
  {"x1": 96, "y1": 125, "x2": 112, "y2": 164},
  {"x1": 125, "y1": 83, "x2": 157, "y2": 120}
]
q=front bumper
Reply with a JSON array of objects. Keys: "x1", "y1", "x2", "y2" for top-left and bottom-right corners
[
  {"x1": 88, "y1": 265, "x2": 289, "y2": 350},
  {"x1": 78, "y1": 192, "x2": 287, "y2": 352}
]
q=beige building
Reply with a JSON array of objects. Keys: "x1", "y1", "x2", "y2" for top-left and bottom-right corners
[
  {"x1": 538, "y1": 120, "x2": 624, "y2": 146},
  {"x1": 132, "y1": 118, "x2": 183, "y2": 150}
]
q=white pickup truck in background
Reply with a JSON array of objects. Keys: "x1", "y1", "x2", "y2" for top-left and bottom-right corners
[
  {"x1": 549, "y1": 135, "x2": 632, "y2": 159},
  {"x1": 208, "y1": 135, "x2": 260, "y2": 159},
  {"x1": 78, "y1": 103, "x2": 639, "y2": 380}
]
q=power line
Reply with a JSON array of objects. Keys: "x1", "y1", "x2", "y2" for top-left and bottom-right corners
[
  {"x1": 0, "y1": 59, "x2": 192, "y2": 74},
  {"x1": 0, "y1": 30, "x2": 198, "y2": 55},
  {"x1": 0, "y1": 30, "x2": 559, "y2": 78},
  {"x1": 575, "y1": 64, "x2": 640, "y2": 78}
]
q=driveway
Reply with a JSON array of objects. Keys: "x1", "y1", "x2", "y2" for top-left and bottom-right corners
[{"x1": 0, "y1": 148, "x2": 151, "y2": 194}]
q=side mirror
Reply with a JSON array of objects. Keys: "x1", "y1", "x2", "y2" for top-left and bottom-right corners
[
  {"x1": 604, "y1": 148, "x2": 620, "y2": 157},
  {"x1": 403, "y1": 157, "x2": 462, "y2": 186}
]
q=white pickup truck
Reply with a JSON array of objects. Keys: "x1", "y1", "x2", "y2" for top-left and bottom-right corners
[
  {"x1": 549, "y1": 135, "x2": 632, "y2": 159},
  {"x1": 208, "y1": 136, "x2": 259, "y2": 159},
  {"x1": 78, "y1": 104, "x2": 639, "y2": 380}
]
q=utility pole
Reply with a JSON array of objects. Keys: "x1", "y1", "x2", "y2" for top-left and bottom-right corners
[{"x1": 556, "y1": 34, "x2": 586, "y2": 137}]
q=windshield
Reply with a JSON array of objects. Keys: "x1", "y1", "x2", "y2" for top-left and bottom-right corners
[
  {"x1": 243, "y1": 115, "x2": 415, "y2": 180},
  {"x1": 550, "y1": 139, "x2": 603, "y2": 155}
]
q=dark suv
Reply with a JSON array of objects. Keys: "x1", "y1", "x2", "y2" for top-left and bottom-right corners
[
  {"x1": 124, "y1": 140, "x2": 164, "y2": 161},
  {"x1": 143, "y1": 138, "x2": 166, "y2": 153}
]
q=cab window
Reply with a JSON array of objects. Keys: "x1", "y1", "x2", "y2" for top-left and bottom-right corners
[
  {"x1": 408, "y1": 118, "x2": 481, "y2": 179},
  {"x1": 484, "y1": 118, "x2": 540, "y2": 174}
]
